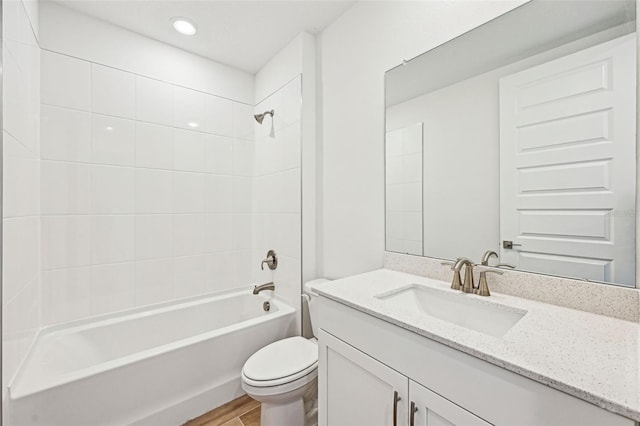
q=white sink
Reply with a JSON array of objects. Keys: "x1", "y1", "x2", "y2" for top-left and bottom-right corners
[{"x1": 376, "y1": 284, "x2": 526, "y2": 338}]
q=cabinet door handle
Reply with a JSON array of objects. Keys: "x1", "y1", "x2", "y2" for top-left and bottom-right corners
[
  {"x1": 393, "y1": 390, "x2": 401, "y2": 426},
  {"x1": 410, "y1": 401, "x2": 418, "y2": 426}
]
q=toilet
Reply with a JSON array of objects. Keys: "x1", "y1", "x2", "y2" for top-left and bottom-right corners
[{"x1": 241, "y1": 279, "x2": 329, "y2": 426}]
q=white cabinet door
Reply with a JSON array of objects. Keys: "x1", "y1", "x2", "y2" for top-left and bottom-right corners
[
  {"x1": 409, "y1": 381, "x2": 491, "y2": 426},
  {"x1": 499, "y1": 33, "x2": 636, "y2": 285},
  {"x1": 318, "y1": 330, "x2": 408, "y2": 426}
]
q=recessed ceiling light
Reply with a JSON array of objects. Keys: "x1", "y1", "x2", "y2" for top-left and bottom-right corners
[
  {"x1": 172, "y1": 17, "x2": 197, "y2": 36},
  {"x1": 187, "y1": 122, "x2": 199, "y2": 128}
]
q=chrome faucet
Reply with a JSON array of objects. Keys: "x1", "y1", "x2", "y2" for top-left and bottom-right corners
[{"x1": 253, "y1": 282, "x2": 275, "y2": 295}]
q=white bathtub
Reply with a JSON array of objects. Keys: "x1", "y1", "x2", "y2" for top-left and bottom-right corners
[{"x1": 8, "y1": 288, "x2": 296, "y2": 426}]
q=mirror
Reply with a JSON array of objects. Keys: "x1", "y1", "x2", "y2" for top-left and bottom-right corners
[{"x1": 385, "y1": 0, "x2": 637, "y2": 287}]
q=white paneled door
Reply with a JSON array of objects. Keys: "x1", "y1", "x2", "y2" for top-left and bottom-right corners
[{"x1": 499, "y1": 34, "x2": 636, "y2": 285}]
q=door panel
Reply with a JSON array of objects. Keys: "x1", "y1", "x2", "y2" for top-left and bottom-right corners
[{"x1": 499, "y1": 33, "x2": 636, "y2": 285}]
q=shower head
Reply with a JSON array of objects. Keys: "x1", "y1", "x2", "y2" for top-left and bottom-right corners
[{"x1": 254, "y1": 109, "x2": 275, "y2": 124}]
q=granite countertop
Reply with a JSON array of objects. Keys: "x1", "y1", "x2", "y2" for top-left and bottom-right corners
[{"x1": 314, "y1": 269, "x2": 640, "y2": 421}]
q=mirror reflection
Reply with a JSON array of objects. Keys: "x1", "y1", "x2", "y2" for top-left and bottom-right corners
[{"x1": 385, "y1": 0, "x2": 637, "y2": 287}]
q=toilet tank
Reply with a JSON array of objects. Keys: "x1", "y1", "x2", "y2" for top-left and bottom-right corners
[{"x1": 304, "y1": 279, "x2": 330, "y2": 338}]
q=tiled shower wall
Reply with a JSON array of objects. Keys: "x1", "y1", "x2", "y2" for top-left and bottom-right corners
[
  {"x1": 40, "y1": 50, "x2": 255, "y2": 325},
  {"x1": 252, "y1": 76, "x2": 302, "y2": 323},
  {"x1": 2, "y1": 0, "x2": 41, "y2": 393}
]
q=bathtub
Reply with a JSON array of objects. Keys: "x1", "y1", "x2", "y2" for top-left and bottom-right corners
[{"x1": 8, "y1": 288, "x2": 296, "y2": 426}]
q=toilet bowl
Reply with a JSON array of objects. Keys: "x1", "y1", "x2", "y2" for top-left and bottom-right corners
[{"x1": 241, "y1": 279, "x2": 329, "y2": 426}]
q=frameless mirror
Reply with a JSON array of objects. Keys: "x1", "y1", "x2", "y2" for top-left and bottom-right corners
[{"x1": 385, "y1": 0, "x2": 637, "y2": 287}]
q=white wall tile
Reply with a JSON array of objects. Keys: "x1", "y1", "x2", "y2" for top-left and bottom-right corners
[
  {"x1": 204, "y1": 214, "x2": 233, "y2": 253},
  {"x1": 4, "y1": 276, "x2": 40, "y2": 336},
  {"x1": 233, "y1": 102, "x2": 254, "y2": 141},
  {"x1": 232, "y1": 214, "x2": 252, "y2": 251},
  {"x1": 135, "y1": 259, "x2": 173, "y2": 306},
  {"x1": 135, "y1": 215, "x2": 172, "y2": 260},
  {"x1": 135, "y1": 122, "x2": 173, "y2": 169},
  {"x1": 232, "y1": 139, "x2": 253, "y2": 177},
  {"x1": 91, "y1": 64, "x2": 135, "y2": 119},
  {"x1": 41, "y1": 105, "x2": 91, "y2": 162},
  {"x1": 205, "y1": 94, "x2": 233, "y2": 136},
  {"x1": 173, "y1": 172, "x2": 205, "y2": 213},
  {"x1": 205, "y1": 174, "x2": 233, "y2": 213},
  {"x1": 282, "y1": 123, "x2": 301, "y2": 170},
  {"x1": 173, "y1": 255, "x2": 208, "y2": 298},
  {"x1": 91, "y1": 263, "x2": 135, "y2": 315},
  {"x1": 41, "y1": 216, "x2": 92, "y2": 270},
  {"x1": 135, "y1": 76, "x2": 172, "y2": 125},
  {"x1": 3, "y1": 217, "x2": 39, "y2": 302},
  {"x1": 173, "y1": 128, "x2": 205, "y2": 172},
  {"x1": 404, "y1": 182, "x2": 422, "y2": 212},
  {"x1": 4, "y1": 135, "x2": 39, "y2": 218},
  {"x1": 386, "y1": 185, "x2": 403, "y2": 212},
  {"x1": 173, "y1": 214, "x2": 206, "y2": 256},
  {"x1": 4, "y1": 48, "x2": 28, "y2": 146},
  {"x1": 231, "y1": 250, "x2": 253, "y2": 287},
  {"x1": 279, "y1": 169, "x2": 300, "y2": 214},
  {"x1": 282, "y1": 76, "x2": 302, "y2": 127},
  {"x1": 91, "y1": 165, "x2": 135, "y2": 214},
  {"x1": 41, "y1": 161, "x2": 91, "y2": 214},
  {"x1": 271, "y1": 213, "x2": 301, "y2": 259},
  {"x1": 173, "y1": 86, "x2": 204, "y2": 131},
  {"x1": 207, "y1": 252, "x2": 235, "y2": 291},
  {"x1": 41, "y1": 267, "x2": 91, "y2": 325},
  {"x1": 91, "y1": 114, "x2": 135, "y2": 166},
  {"x1": 232, "y1": 176, "x2": 252, "y2": 213},
  {"x1": 204, "y1": 134, "x2": 233, "y2": 175},
  {"x1": 91, "y1": 215, "x2": 135, "y2": 265},
  {"x1": 41, "y1": 50, "x2": 91, "y2": 111},
  {"x1": 135, "y1": 169, "x2": 173, "y2": 214}
]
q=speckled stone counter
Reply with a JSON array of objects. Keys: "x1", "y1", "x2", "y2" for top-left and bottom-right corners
[{"x1": 314, "y1": 269, "x2": 640, "y2": 421}]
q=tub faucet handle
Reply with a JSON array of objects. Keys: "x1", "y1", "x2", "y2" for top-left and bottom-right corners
[{"x1": 261, "y1": 250, "x2": 278, "y2": 270}]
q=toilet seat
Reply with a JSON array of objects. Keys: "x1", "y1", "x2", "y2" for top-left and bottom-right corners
[{"x1": 242, "y1": 336, "x2": 318, "y2": 388}]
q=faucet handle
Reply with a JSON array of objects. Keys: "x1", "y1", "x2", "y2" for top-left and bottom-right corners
[
  {"x1": 495, "y1": 263, "x2": 515, "y2": 269},
  {"x1": 475, "y1": 265, "x2": 505, "y2": 275},
  {"x1": 440, "y1": 260, "x2": 455, "y2": 270},
  {"x1": 261, "y1": 250, "x2": 278, "y2": 270}
]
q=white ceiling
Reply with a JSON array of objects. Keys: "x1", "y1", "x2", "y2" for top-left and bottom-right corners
[{"x1": 54, "y1": 0, "x2": 355, "y2": 74}]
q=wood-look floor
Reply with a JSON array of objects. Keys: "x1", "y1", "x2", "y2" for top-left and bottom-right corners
[{"x1": 184, "y1": 395, "x2": 261, "y2": 426}]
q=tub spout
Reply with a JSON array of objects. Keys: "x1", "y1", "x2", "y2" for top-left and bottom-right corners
[{"x1": 253, "y1": 282, "x2": 275, "y2": 295}]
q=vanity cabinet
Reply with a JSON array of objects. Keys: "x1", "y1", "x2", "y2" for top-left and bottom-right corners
[
  {"x1": 316, "y1": 296, "x2": 635, "y2": 426},
  {"x1": 319, "y1": 330, "x2": 490, "y2": 426}
]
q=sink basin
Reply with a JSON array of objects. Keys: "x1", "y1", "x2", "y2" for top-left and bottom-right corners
[{"x1": 376, "y1": 284, "x2": 526, "y2": 338}]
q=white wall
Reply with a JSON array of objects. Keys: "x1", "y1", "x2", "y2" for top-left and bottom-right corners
[
  {"x1": 39, "y1": 2, "x2": 254, "y2": 104},
  {"x1": 318, "y1": 0, "x2": 527, "y2": 279},
  {"x1": 2, "y1": 0, "x2": 41, "y2": 398}
]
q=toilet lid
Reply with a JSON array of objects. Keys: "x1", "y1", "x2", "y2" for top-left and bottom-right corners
[{"x1": 243, "y1": 337, "x2": 318, "y2": 384}]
